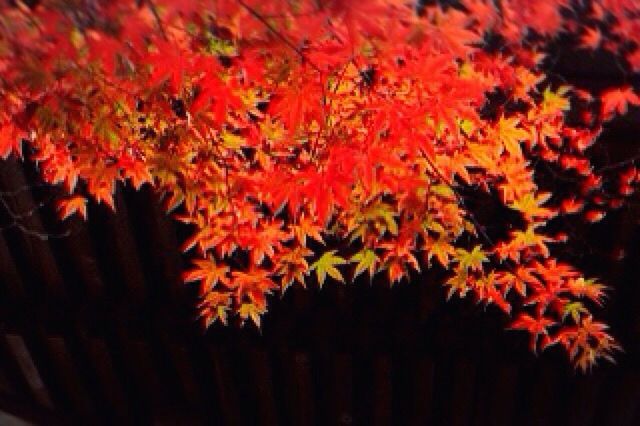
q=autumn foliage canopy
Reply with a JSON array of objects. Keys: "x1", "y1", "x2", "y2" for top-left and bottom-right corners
[{"x1": 2, "y1": 0, "x2": 640, "y2": 371}]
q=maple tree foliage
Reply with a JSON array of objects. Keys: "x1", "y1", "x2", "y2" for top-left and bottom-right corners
[{"x1": 1, "y1": 0, "x2": 640, "y2": 371}]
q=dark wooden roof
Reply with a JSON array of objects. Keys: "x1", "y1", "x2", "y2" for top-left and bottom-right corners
[{"x1": 1, "y1": 144, "x2": 640, "y2": 425}]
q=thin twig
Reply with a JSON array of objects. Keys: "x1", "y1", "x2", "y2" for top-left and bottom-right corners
[
  {"x1": 0, "y1": 219, "x2": 71, "y2": 241},
  {"x1": 596, "y1": 151, "x2": 640, "y2": 173},
  {"x1": 0, "y1": 194, "x2": 46, "y2": 221},
  {"x1": 147, "y1": 0, "x2": 169, "y2": 41},
  {"x1": 237, "y1": 0, "x2": 323, "y2": 73},
  {"x1": 0, "y1": 182, "x2": 48, "y2": 197},
  {"x1": 0, "y1": 193, "x2": 72, "y2": 240},
  {"x1": 420, "y1": 149, "x2": 494, "y2": 246}
]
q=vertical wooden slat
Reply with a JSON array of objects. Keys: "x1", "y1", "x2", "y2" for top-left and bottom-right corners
[
  {"x1": 482, "y1": 364, "x2": 519, "y2": 426},
  {"x1": 330, "y1": 353, "x2": 353, "y2": 426},
  {"x1": 0, "y1": 332, "x2": 31, "y2": 401},
  {"x1": 97, "y1": 324, "x2": 151, "y2": 424},
  {"x1": 163, "y1": 341, "x2": 203, "y2": 410},
  {"x1": 3, "y1": 334, "x2": 54, "y2": 410},
  {"x1": 520, "y1": 364, "x2": 562, "y2": 426},
  {"x1": 562, "y1": 372, "x2": 604, "y2": 426},
  {"x1": 371, "y1": 355, "x2": 392, "y2": 426},
  {"x1": 93, "y1": 188, "x2": 147, "y2": 301},
  {"x1": 0, "y1": 364, "x2": 14, "y2": 397},
  {"x1": 122, "y1": 339, "x2": 167, "y2": 411},
  {"x1": 44, "y1": 336, "x2": 96, "y2": 421},
  {"x1": 127, "y1": 187, "x2": 184, "y2": 300},
  {"x1": 56, "y1": 217, "x2": 104, "y2": 300},
  {"x1": 599, "y1": 370, "x2": 640, "y2": 426},
  {"x1": 448, "y1": 359, "x2": 476, "y2": 426},
  {"x1": 248, "y1": 349, "x2": 279, "y2": 426},
  {"x1": 0, "y1": 159, "x2": 66, "y2": 300},
  {"x1": 0, "y1": 233, "x2": 26, "y2": 302},
  {"x1": 406, "y1": 356, "x2": 434, "y2": 426},
  {"x1": 82, "y1": 337, "x2": 130, "y2": 423},
  {"x1": 282, "y1": 351, "x2": 314, "y2": 426},
  {"x1": 207, "y1": 345, "x2": 244, "y2": 426}
]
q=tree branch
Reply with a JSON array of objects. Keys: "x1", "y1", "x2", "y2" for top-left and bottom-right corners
[{"x1": 236, "y1": 0, "x2": 323, "y2": 73}]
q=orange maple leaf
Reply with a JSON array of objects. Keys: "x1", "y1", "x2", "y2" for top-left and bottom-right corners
[
  {"x1": 510, "y1": 313, "x2": 556, "y2": 352},
  {"x1": 183, "y1": 257, "x2": 230, "y2": 295},
  {"x1": 496, "y1": 116, "x2": 530, "y2": 156},
  {"x1": 57, "y1": 195, "x2": 88, "y2": 220}
]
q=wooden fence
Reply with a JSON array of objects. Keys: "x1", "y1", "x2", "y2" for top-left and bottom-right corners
[{"x1": 1, "y1": 145, "x2": 640, "y2": 425}]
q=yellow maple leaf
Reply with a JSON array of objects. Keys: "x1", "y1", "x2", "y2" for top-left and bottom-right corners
[
  {"x1": 311, "y1": 250, "x2": 347, "y2": 288},
  {"x1": 455, "y1": 245, "x2": 487, "y2": 272},
  {"x1": 509, "y1": 192, "x2": 557, "y2": 221},
  {"x1": 540, "y1": 85, "x2": 571, "y2": 115},
  {"x1": 496, "y1": 115, "x2": 530, "y2": 156}
]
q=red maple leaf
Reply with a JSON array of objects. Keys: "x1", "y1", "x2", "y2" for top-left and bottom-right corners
[
  {"x1": 510, "y1": 313, "x2": 557, "y2": 352},
  {"x1": 600, "y1": 86, "x2": 640, "y2": 120}
]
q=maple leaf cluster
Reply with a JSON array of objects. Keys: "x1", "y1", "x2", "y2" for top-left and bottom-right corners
[{"x1": 1, "y1": 0, "x2": 639, "y2": 371}]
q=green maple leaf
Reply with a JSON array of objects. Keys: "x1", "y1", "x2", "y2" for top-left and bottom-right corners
[
  {"x1": 563, "y1": 301, "x2": 588, "y2": 323},
  {"x1": 311, "y1": 250, "x2": 347, "y2": 288},
  {"x1": 455, "y1": 245, "x2": 487, "y2": 272},
  {"x1": 350, "y1": 249, "x2": 378, "y2": 280},
  {"x1": 239, "y1": 303, "x2": 264, "y2": 328}
]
